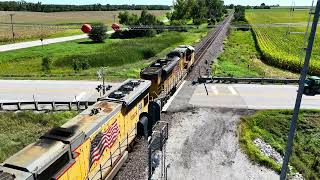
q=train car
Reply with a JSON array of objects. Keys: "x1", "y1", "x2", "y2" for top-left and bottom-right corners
[
  {"x1": 141, "y1": 45, "x2": 195, "y2": 101},
  {"x1": 167, "y1": 45, "x2": 195, "y2": 70},
  {"x1": 0, "y1": 79, "x2": 154, "y2": 180},
  {"x1": 140, "y1": 57, "x2": 183, "y2": 99}
]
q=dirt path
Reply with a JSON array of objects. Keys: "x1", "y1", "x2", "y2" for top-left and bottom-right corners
[{"x1": 159, "y1": 108, "x2": 279, "y2": 180}]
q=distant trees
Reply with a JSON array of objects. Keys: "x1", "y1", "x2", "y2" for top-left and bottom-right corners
[
  {"x1": 88, "y1": 24, "x2": 108, "y2": 43},
  {"x1": 0, "y1": 1, "x2": 170, "y2": 12},
  {"x1": 119, "y1": 11, "x2": 139, "y2": 25},
  {"x1": 113, "y1": 10, "x2": 164, "y2": 39},
  {"x1": 234, "y1": 5, "x2": 246, "y2": 22},
  {"x1": 169, "y1": 0, "x2": 226, "y2": 25}
]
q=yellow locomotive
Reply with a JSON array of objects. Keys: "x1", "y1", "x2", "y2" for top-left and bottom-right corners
[
  {"x1": 0, "y1": 45, "x2": 195, "y2": 180},
  {"x1": 140, "y1": 45, "x2": 195, "y2": 99},
  {"x1": 0, "y1": 79, "x2": 155, "y2": 180}
]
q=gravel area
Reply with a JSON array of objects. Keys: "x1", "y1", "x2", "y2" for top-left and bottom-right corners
[
  {"x1": 253, "y1": 138, "x2": 283, "y2": 164},
  {"x1": 253, "y1": 138, "x2": 305, "y2": 180},
  {"x1": 153, "y1": 108, "x2": 279, "y2": 180},
  {"x1": 114, "y1": 138, "x2": 148, "y2": 180}
]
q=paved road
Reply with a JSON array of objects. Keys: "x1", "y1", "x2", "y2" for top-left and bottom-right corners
[
  {"x1": 164, "y1": 82, "x2": 320, "y2": 111},
  {"x1": 0, "y1": 80, "x2": 119, "y2": 102},
  {"x1": 189, "y1": 83, "x2": 320, "y2": 109},
  {"x1": 0, "y1": 30, "x2": 114, "y2": 52}
]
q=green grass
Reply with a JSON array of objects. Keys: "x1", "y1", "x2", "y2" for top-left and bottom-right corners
[
  {"x1": 0, "y1": 28, "x2": 209, "y2": 81},
  {"x1": 0, "y1": 111, "x2": 77, "y2": 162},
  {"x1": 239, "y1": 110, "x2": 320, "y2": 179},
  {"x1": 246, "y1": 9, "x2": 320, "y2": 75},
  {"x1": 212, "y1": 29, "x2": 298, "y2": 78}
]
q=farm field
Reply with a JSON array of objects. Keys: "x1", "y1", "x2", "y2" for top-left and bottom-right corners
[
  {"x1": 239, "y1": 110, "x2": 320, "y2": 179},
  {"x1": 0, "y1": 10, "x2": 168, "y2": 44},
  {"x1": 212, "y1": 29, "x2": 299, "y2": 78},
  {"x1": 0, "y1": 28, "x2": 209, "y2": 81},
  {"x1": 246, "y1": 8, "x2": 320, "y2": 75},
  {"x1": 0, "y1": 111, "x2": 77, "y2": 162}
]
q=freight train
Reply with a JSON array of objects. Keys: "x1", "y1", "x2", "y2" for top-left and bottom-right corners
[{"x1": 0, "y1": 45, "x2": 195, "y2": 180}]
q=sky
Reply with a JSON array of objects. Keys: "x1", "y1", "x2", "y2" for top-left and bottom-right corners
[{"x1": 0, "y1": 0, "x2": 313, "y2": 6}]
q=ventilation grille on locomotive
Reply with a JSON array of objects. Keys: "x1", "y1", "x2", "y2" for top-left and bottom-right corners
[{"x1": 108, "y1": 80, "x2": 141, "y2": 99}]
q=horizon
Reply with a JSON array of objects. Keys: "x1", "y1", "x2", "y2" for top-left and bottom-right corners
[{"x1": 0, "y1": 0, "x2": 313, "y2": 6}]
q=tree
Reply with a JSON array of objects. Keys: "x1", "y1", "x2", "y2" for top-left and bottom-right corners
[
  {"x1": 139, "y1": 9, "x2": 157, "y2": 25},
  {"x1": 41, "y1": 57, "x2": 52, "y2": 72},
  {"x1": 261, "y1": 3, "x2": 266, "y2": 7},
  {"x1": 205, "y1": 0, "x2": 224, "y2": 21},
  {"x1": 190, "y1": 0, "x2": 206, "y2": 24},
  {"x1": 118, "y1": 11, "x2": 139, "y2": 25},
  {"x1": 88, "y1": 24, "x2": 107, "y2": 43},
  {"x1": 171, "y1": 0, "x2": 188, "y2": 20}
]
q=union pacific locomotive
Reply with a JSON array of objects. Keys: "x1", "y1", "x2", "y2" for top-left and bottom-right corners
[
  {"x1": 141, "y1": 45, "x2": 195, "y2": 99},
  {"x1": 0, "y1": 45, "x2": 195, "y2": 180}
]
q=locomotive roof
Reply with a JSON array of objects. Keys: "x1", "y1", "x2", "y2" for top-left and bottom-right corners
[
  {"x1": 2, "y1": 139, "x2": 68, "y2": 175},
  {"x1": 167, "y1": 45, "x2": 195, "y2": 58},
  {"x1": 61, "y1": 101, "x2": 122, "y2": 137},
  {"x1": 103, "y1": 79, "x2": 151, "y2": 106},
  {"x1": 141, "y1": 65, "x2": 162, "y2": 76},
  {"x1": 162, "y1": 57, "x2": 180, "y2": 74}
]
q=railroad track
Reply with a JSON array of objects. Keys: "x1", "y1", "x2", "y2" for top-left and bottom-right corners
[{"x1": 187, "y1": 13, "x2": 233, "y2": 81}]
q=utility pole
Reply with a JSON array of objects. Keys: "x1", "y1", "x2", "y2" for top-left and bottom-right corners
[
  {"x1": 9, "y1": 14, "x2": 15, "y2": 40},
  {"x1": 280, "y1": 0, "x2": 320, "y2": 179},
  {"x1": 113, "y1": 15, "x2": 116, "y2": 23}
]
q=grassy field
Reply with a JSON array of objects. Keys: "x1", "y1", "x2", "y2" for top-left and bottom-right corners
[
  {"x1": 0, "y1": 28, "x2": 209, "y2": 81},
  {"x1": 212, "y1": 29, "x2": 299, "y2": 78},
  {"x1": 246, "y1": 8, "x2": 320, "y2": 76},
  {"x1": 0, "y1": 10, "x2": 168, "y2": 43},
  {"x1": 239, "y1": 110, "x2": 320, "y2": 179},
  {"x1": 0, "y1": 111, "x2": 77, "y2": 162}
]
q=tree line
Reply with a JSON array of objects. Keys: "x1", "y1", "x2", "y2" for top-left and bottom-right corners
[
  {"x1": 0, "y1": 1, "x2": 171, "y2": 12},
  {"x1": 112, "y1": 10, "x2": 165, "y2": 39},
  {"x1": 225, "y1": 3, "x2": 278, "y2": 10},
  {"x1": 167, "y1": 0, "x2": 227, "y2": 25}
]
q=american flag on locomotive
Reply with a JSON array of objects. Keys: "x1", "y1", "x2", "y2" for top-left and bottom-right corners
[{"x1": 89, "y1": 121, "x2": 120, "y2": 167}]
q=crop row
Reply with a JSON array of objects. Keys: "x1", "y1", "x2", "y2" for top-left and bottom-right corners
[{"x1": 246, "y1": 9, "x2": 320, "y2": 76}]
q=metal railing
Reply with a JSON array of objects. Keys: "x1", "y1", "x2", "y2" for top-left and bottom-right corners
[
  {"x1": 0, "y1": 101, "x2": 96, "y2": 111},
  {"x1": 198, "y1": 76, "x2": 300, "y2": 84},
  {"x1": 148, "y1": 121, "x2": 169, "y2": 180}
]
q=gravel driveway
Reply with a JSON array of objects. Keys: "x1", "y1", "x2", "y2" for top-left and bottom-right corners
[{"x1": 158, "y1": 108, "x2": 279, "y2": 180}]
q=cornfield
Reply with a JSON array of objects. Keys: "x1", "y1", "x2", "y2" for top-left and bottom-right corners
[{"x1": 246, "y1": 8, "x2": 320, "y2": 75}]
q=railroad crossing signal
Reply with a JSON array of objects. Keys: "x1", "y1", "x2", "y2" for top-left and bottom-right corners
[{"x1": 96, "y1": 67, "x2": 112, "y2": 96}]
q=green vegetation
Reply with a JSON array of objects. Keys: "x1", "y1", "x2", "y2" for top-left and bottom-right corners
[
  {"x1": 169, "y1": 0, "x2": 226, "y2": 25},
  {"x1": 0, "y1": 111, "x2": 77, "y2": 162},
  {"x1": 113, "y1": 10, "x2": 164, "y2": 39},
  {"x1": 239, "y1": 110, "x2": 320, "y2": 179},
  {"x1": 212, "y1": 29, "x2": 298, "y2": 78},
  {"x1": 246, "y1": 8, "x2": 320, "y2": 75},
  {"x1": 88, "y1": 24, "x2": 108, "y2": 43},
  {"x1": 0, "y1": 28, "x2": 209, "y2": 80}
]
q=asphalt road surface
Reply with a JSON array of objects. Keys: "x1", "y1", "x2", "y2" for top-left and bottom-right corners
[
  {"x1": 165, "y1": 82, "x2": 320, "y2": 111},
  {"x1": 0, "y1": 80, "x2": 119, "y2": 102},
  {"x1": 0, "y1": 30, "x2": 114, "y2": 52}
]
